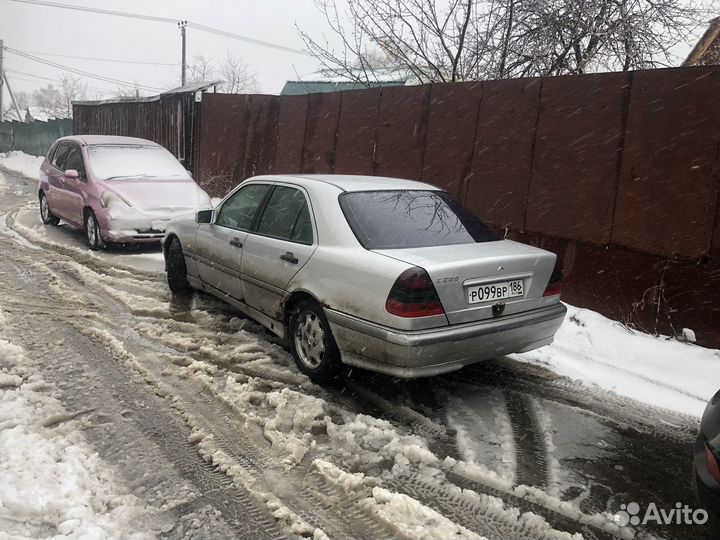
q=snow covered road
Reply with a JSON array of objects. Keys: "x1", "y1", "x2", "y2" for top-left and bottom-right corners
[{"x1": 0, "y1": 164, "x2": 715, "y2": 540}]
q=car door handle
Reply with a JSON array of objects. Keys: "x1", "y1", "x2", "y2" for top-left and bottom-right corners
[
  {"x1": 280, "y1": 252, "x2": 298, "y2": 264},
  {"x1": 229, "y1": 237, "x2": 243, "y2": 248}
]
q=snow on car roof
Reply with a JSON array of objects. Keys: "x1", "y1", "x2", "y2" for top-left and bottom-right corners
[{"x1": 59, "y1": 135, "x2": 160, "y2": 146}]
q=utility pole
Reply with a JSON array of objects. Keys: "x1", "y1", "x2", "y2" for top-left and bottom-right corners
[
  {"x1": 3, "y1": 73, "x2": 23, "y2": 122},
  {"x1": 0, "y1": 39, "x2": 4, "y2": 121},
  {"x1": 178, "y1": 21, "x2": 187, "y2": 86}
]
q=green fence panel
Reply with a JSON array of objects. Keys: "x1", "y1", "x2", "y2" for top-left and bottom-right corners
[
  {"x1": 0, "y1": 122, "x2": 12, "y2": 153},
  {"x1": 7, "y1": 119, "x2": 73, "y2": 156}
]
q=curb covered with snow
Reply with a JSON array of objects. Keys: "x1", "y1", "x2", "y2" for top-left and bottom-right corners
[{"x1": 514, "y1": 304, "x2": 720, "y2": 418}]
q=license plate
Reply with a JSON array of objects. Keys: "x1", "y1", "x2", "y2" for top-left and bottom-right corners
[{"x1": 467, "y1": 279, "x2": 524, "y2": 304}]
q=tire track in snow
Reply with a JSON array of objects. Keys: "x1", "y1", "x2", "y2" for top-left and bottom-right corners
[
  {"x1": 2, "y1": 186, "x2": 689, "y2": 540},
  {"x1": 504, "y1": 390, "x2": 549, "y2": 490},
  {"x1": 0, "y1": 308, "x2": 283, "y2": 540}
]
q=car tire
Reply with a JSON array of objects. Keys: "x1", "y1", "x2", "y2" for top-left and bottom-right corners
[
  {"x1": 39, "y1": 192, "x2": 60, "y2": 226},
  {"x1": 84, "y1": 209, "x2": 105, "y2": 250},
  {"x1": 166, "y1": 237, "x2": 192, "y2": 295},
  {"x1": 289, "y1": 299, "x2": 344, "y2": 382}
]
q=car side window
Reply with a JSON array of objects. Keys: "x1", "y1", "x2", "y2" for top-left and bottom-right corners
[
  {"x1": 216, "y1": 184, "x2": 271, "y2": 230},
  {"x1": 256, "y1": 186, "x2": 313, "y2": 244},
  {"x1": 52, "y1": 143, "x2": 70, "y2": 170},
  {"x1": 47, "y1": 143, "x2": 58, "y2": 163},
  {"x1": 63, "y1": 145, "x2": 87, "y2": 181}
]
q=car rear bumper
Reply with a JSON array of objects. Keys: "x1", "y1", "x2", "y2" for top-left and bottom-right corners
[{"x1": 326, "y1": 302, "x2": 567, "y2": 378}]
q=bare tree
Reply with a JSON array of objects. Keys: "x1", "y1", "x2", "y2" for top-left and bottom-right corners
[
  {"x1": 299, "y1": 0, "x2": 716, "y2": 83},
  {"x1": 2, "y1": 90, "x2": 29, "y2": 120},
  {"x1": 501, "y1": 0, "x2": 714, "y2": 77},
  {"x1": 218, "y1": 52, "x2": 258, "y2": 93},
  {"x1": 187, "y1": 55, "x2": 217, "y2": 83},
  {"x1": 186, "y1": 52, "x2": 258, "y2": 93},
  {"x1": 31, "y1": 73, "x2": 88, "y2": 118},
  {"x1": 114, "y1": 82, "x2": 142, "y2": 99}
]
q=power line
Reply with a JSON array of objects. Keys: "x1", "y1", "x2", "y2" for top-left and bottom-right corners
[
  {"x1": 10, "y1": 0, "x2": 313, "y2": 56},
  {"x1": 186, "y1": 22, "x2": 312, "y2": 56},
  {"x1": 19, "y1": 50, "x2": 180, "y2": 67},
  {"x1": 5, "y1": 69, "x2": 125, "y2": 94},
  {"x1": 3, "y1": 47, "x2": 165, "y2": 91},
  {"x1": 10, "y1": 0, "x2": 178, "y2": 24}
]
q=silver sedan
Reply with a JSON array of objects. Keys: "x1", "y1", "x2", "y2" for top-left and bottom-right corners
[{"x1": 163, "y1": 175, "x2": 566, "y2": 381}]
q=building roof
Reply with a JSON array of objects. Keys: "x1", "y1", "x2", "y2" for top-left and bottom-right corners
[
  {"x1": 73, "y1": 80, "x2": 222, "y2": 106},
  {"x1": 280, "y1": 79, "x2": 406, "y2": 96},
  {"x1": 683, "y1": 17, "x2": 720, "y2": 66},
  {"x1": 25, "y1": 106, "x2": 62, "y2": 122},
  {"x1": 161, "y1": 80, "x2": 223, "y2": 95}
]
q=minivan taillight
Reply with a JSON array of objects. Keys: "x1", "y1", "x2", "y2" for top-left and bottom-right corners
[
  {"x1": 543, "y1": 266, "x2": 563, "y2": 297},
  {"x1": 386, "y1": 267, "x2": 445, "y2": 318}
]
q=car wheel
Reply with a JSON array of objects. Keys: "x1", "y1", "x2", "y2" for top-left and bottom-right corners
[
  {"x1": 289, "y1": 299, "x2": 343, "y2": 382},
  {"x1": 166, "y1": 237, "x2": 192, "y2": 295},
  {"x1": 39, "y1": 192, "x2": 60, "y2": 226},
  {"x1": 85, "y1": 209, "x2": 104, "y2": 250}
]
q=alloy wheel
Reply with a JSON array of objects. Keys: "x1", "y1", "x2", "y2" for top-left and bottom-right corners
[{"x1": 294, "y1": 311, "x2": 326, "y2": 369}]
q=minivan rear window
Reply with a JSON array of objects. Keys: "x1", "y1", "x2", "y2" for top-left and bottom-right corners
[{"x1": 339, "y1": 190, "x2": 498, "y2": 249}]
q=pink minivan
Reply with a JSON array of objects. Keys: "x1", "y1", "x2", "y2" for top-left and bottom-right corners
[{"x1": 38, "y1": 135, "x2": 212, "y2": 249}]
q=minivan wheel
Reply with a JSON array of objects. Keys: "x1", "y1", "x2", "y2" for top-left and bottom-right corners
[
  {"x1": 39, "y1": 192, "x2": 60, "y2": 225},
  {"x1": 85, "y1": 210, "x2": 104, "y2": 250},
  {"x1": 289, "y1": 299, "x2": 343, "y2": 382},
  {"x1": 166, "y1": 237, "x2": 192, "y2": 295}
]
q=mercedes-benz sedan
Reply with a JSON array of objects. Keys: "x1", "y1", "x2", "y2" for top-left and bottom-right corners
[
  {"x1": 38, "y1": 135, "x2": 212, "y2": 249},
  {"x1": 163, "y1": 174, "x2": 566, "y2": 381}
]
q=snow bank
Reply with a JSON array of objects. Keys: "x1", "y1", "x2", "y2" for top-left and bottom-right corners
[
  {"x1": 0, "y1": 337, "x2": 153, "y2": 539},
  {"x1": 514, "y1": 304, "x2": 720, "y2": 418},
  {"x1": 0, "y1": 151, "x2": 44, "y2": 180},
  {"x1": 362, "y1": 486, "x2": 485, "y2": 539}
]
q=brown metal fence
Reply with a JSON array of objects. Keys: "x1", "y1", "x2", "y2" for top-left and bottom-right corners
[
  {"x1": 78, "y1": 66, "x2": 720, "y2": 347},
  {"x1": 73, "y1": 93, "x2": 198, "y2": 170}
]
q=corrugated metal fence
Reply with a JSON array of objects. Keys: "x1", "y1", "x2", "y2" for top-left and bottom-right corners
[
  {"x1": 0, "y1": 119, "x2": 73, "y2": 156},
  {"x1": 75, "y1": 66, "x2": 720, "y2": 346},
  {"x1": 73, "y1": 93, "x2": 198, "y2": 170}
]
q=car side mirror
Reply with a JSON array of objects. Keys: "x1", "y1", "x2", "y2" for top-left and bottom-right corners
[
  {"x1": 196, "y1": 209, "x2": 214, "y2": 224},
  {"x1": 64, "y1": 169, "x2": 79, "y2": 180}
]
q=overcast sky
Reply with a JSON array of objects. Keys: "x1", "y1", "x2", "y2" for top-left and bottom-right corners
[
  {"x1": 0, "y1": 0, "x2": 711, "y2": 102},
  {"x1": 1, "y1": 0, "x2": 331, "y2": 98}
]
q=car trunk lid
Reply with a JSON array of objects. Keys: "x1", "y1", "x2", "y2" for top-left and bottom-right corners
[{"x1": 375, "y1": 240, "x2": 557, "y2": 324}]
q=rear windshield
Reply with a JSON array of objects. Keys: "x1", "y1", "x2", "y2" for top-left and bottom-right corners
[
  {"x1": 339, "y1": 190, "x2": 498, "y2": 249},
  {"x1": 87, "y1": 144, "x2": 191, "y2": 181}
]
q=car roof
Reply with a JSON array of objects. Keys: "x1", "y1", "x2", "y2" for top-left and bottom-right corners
[
  {"x1": 56, "y1": 135, "x2": 160, "y2": 146},
  {"x1": 256, "y1": 174, "x2": 441, "y2": 193}
]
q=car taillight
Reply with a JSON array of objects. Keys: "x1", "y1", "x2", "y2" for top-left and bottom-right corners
[
  {"x1": 706, "y1": 443, "x2": 720, "y2": 483},
  {"x1": 543, "y1": 265, "x2": 563, "y2": 297},
  {"x1": 386, "y1": 267, "x2": 445, "y2": 318}
]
